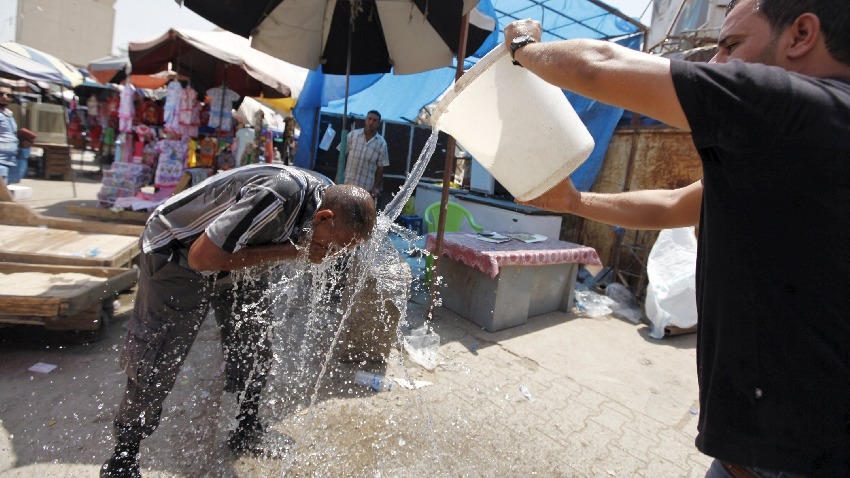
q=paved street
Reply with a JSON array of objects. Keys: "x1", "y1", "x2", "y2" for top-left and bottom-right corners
[{"x1": 0, "y1": 164, "x2": 709, "y2": 477}]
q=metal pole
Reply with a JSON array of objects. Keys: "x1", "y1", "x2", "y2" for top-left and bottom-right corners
[
  {"x1": 60, "y1": 85, "x2": 77, "y2": 198},
  {"x1": 336, "y1": 15, "x2": 354, "y2": 185},
  {"x1": 427, "y1": 13, "x2": 470, "y2": 320}
]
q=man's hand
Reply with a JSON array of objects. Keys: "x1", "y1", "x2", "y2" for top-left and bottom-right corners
[
  {"x1": 504, "y1": 19, "x2": 543, "y2": 50},
  {"x1": 515, "y1": 177, "x2": 580, "y2": 213},
  {"x1": 307, "y1": 240, "x2": 330, "y2": 264}
]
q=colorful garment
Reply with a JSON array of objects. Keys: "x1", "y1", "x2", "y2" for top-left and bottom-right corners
[
  {"x1": 163, "y1": 80, "x2": 183, "y2": 129},
  {"x1": 118, "y1": 85, "x2": 136, "y2": 133},
  {"x1": 206, "y1": 86, "x2": 240, "y2": 131},
  {"x1": 153, "y1": 138, "x2": 188, "y2": 189}
]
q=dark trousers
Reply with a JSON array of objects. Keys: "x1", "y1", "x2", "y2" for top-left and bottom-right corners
[{"x1": 113, "y1": 251, "x2": 273, "y2": 443}]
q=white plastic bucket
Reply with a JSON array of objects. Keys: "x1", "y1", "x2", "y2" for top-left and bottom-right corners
[{"x1": 431, "y1": 46, "x2": 595, "y2": 201}]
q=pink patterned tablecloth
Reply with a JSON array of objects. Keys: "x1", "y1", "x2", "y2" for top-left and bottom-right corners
[{"x1": 425, "y1": 232, "x2": 602, "y2": 279}]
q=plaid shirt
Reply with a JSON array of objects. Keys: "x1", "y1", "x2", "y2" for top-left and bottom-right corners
[{"x1": 343, "y1": 128, "x2": 389, "y2": 191}]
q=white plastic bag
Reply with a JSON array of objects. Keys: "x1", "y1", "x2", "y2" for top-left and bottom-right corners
[
  {"x1": 645, "y1": 227, "x2": 698, "y2": 339},
  {"x1": 605, "y1": 283, "x2": 643, "y2": 324},
  {"x1": 318, "y1": 124, "x2": 335, "y2": 150},
  {"x1": 575, "y1": 290, "x2": 614, "y2": 317},
  {"x1": 403, "y1": 326, "x2": 440, "y2": 370}
]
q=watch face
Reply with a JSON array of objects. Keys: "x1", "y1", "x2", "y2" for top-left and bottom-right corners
[{"x1": 512, "y1": 34, "x2": 531, "y2": 46}]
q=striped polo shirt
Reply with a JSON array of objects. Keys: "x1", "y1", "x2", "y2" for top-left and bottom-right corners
[{"x1": 142, "y1": 164, "x2": 331, "y2": 269}]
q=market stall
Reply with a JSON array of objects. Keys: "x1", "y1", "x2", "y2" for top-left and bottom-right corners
[{"x1": 76, "y1": 29, "x2": 309, "y2": 216}]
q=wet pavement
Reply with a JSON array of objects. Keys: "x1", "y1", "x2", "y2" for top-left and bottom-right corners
[{"x1": 0, "y1": 162, "x2": 710, "y2": 477}]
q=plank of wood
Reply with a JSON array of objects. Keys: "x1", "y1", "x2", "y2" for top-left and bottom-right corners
[
  {"x1": 0, "y1": 202, "x2": 144, "y2": 237},
  {"x1": 66, "y1": 205, "x2": 150, "y2": 224},
  {"x1": 0, "y1": 296, "x2": 64, "y2": 316},
  {"x1": 0, "y1": 225, "x2": 139, "y2": 267},
  {"x1": 0, "y1": 177, "x2": 12, "y2": 202},
  {"x1": 65, "y1": 268, "x2": 137, "y2": 317},
  {"x1": 0, "y1": 265, "x2": 137, "y2": 327},
  {"x1": 0, "y1": 262, "x2": 126, "y2": 276}
]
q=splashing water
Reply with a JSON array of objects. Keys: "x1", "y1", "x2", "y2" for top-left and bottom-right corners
[{"x1": 225, "y1": 128, "x2": 447, "y2": 475}]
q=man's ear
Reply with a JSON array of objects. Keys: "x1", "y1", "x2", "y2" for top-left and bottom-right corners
[
  {"x1": 313, "y1": 209, "x2": 335, "y2": 225},
  {"x1": 785, "y1": 13, "x2": 820, "y2": 60}
]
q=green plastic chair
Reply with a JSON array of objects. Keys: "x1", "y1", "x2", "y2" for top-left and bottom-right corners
[
  {"x1": 424, "y1": 202, "x2": 484, "y2": 285},
  {"x1": 424, "y1": 202, "x2": 484, "y2": 234}
]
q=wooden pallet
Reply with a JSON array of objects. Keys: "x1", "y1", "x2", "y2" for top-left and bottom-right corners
[
  {"x1": 0, "y1": 262, "x2": 138, "y2": 331},
  {"x1": 0, "y1": 182, "x2": 142, "y2": 267},
  {"x1": 0, "y1": 224, "x2": 139, "y2": 267}
]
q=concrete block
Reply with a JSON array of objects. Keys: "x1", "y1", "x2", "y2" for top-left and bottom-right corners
[
  {"x1": 336, "y1": 256, "x2": 411, "y2": 364},
  {"x1": 438, "y1": 257, "x2": 577, "y2": 332}
]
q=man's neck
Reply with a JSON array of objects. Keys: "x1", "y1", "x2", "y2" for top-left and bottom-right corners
[{"x1": 363, "y1": 129, "x2": 376, "y2": 140}]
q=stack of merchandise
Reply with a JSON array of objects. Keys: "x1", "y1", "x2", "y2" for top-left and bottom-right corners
[{"x1": 97, "y1": 162, "x2": 152, "y2": 207}]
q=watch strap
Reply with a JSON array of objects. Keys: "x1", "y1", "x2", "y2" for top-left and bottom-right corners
[{"x1": 510, "y1": 36, "x2": 537, "y2": 67}]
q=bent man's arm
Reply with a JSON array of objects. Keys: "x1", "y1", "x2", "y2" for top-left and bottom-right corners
[
  {"x1": 188, "y1": 232, "x2": 302, "y2": 271},
  {"x1": 519, "y1": 179, "x2": 702, "y2": 230},
  {"x1": 507, "y1": 21, "x2": 689, "y2": 131}
]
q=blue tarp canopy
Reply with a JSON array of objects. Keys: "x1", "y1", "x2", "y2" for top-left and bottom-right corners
[{"x1": 295, "y1": 0, "x2": 645, "y2": 192}]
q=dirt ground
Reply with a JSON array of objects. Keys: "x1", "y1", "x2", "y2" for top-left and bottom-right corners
[
  {"x1": 1, "y1": 174, "x2": 708, "y2": 477},
  {"x1": 0, "y1": 287, "x2": 707, "y2": 478}
]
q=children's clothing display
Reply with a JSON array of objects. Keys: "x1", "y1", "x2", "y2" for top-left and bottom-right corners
[
  {"x1": 232, "y1": 126, "x2": 255, "y2": 167},
  {"x1": 206, "y1": 85, "x2": 240, "y2": 131},
  {"x1": 163, "y1": 80, "x2": 183, "y2": 132},
  {"x1": 154, "y1": 137, "x2": 189, "y2": 189},
  {"x1": 197, "y1": 137, "x2": 217, "y2": 168},
  {"x1": 98, "y1": 162, "x2": 152, "y2": 207},
  {"x1": 118, "y1": 85, "x2": 136, "y2": 133},
  {"x1": 179, "y1": 88, "x2": 200, "y2": 138}
]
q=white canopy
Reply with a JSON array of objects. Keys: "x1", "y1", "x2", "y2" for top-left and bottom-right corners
[{"x1": 128, "y1": 29, "x2": 309, "y2": 98}]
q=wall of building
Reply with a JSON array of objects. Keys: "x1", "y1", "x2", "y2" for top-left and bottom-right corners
[
  {"x1": 560, "y1": 124, "x2": 703, "y2": 297},
  {"x1": 16, "y1": 0, "x2": 115, "y2": 66}
]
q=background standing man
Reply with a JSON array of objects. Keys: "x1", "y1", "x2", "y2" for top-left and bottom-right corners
[
  {"x1": 0, "y1": 85, "x2": 19, "y2": 184},
  {"x1": 343, "y1": 110, "x2": 389, "y2": 199},
  {"x1": 101, "y1": 164, "x2": 377, "y2": 478},
  {"x1": 505, "y1": 0, "x2": 850, "y2": 476}
]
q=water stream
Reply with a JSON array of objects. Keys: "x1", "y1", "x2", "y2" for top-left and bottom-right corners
[{"x1": 237, "y1": 128, "x2": 444, "y2": 475}]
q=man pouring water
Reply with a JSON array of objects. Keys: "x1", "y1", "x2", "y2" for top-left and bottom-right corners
[{"x1": 504, "y1": 0, "x2": 850, "y2": 476}]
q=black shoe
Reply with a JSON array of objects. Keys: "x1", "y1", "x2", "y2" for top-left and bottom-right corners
[
  {"x1": 227, "y1": 421, "x2": 293, "y2": 459},
  {"x1": 100, "y1": 453, "x2": 141, "y2": 478}
]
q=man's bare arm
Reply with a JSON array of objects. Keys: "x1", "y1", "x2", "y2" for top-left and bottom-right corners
[
  {"x1": 506, "y1": 21, "x2": 690, "y2": 131},
  {"x1": 187, "y1": 232, "x2": 301, "y2": 271},
  {"x1": 518, "y1": 179, "x2": 702, "y2": 230}
]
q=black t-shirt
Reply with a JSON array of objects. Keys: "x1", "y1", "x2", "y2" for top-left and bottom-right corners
[{"x1": 671, "y1": 59, "x2": 850, "y2": 477}]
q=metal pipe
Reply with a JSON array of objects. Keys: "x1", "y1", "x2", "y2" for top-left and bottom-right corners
[{"x1": 426, "y1": 12, "x2": 470, "y2": 321}]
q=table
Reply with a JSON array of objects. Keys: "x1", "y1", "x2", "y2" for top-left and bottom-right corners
[{"x1": 426, "y1": 233, "x2": 601, "y2": 331}]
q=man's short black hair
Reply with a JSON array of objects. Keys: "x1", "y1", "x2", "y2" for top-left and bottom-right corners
[
  {"x1": 728, "y1": 0, "x2": 850, "y2": 66},
  {"x1": 366, "y1": 110, "x2": 381, "y2": 120},
  {"x1": 322, "y1": 184, "x2": 377, "y2": 241}
]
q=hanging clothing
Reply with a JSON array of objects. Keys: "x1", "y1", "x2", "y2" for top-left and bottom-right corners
[
  {"x1": 154, "y1": 138, "x2": 189, "y2": 189},
  {"x1": 118, "y1": 85, "x2": 136, "y2": 133},
  {"x1": 163, "y1": 80, "x2": 183, "y2": 129},
  {"x1": 86, "y1": 95, "x2": 100, "y2": 126},
  {"x1": 197, "y1": 137, "x2": 217, "y2": 168},
  {"x1": 232, "y1": 126, "x2": 255, "y2": 167},
  {"x1": 178, "y1": 88, "x2": 200, "y2": 138},
  {"x1": 206, "y1": 86, "x2": 240, "y2": 131}
]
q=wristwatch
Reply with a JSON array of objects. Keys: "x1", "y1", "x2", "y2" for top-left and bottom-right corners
[{"x1": 510, "y1": 34, "x2": 537, "y2": 67}]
